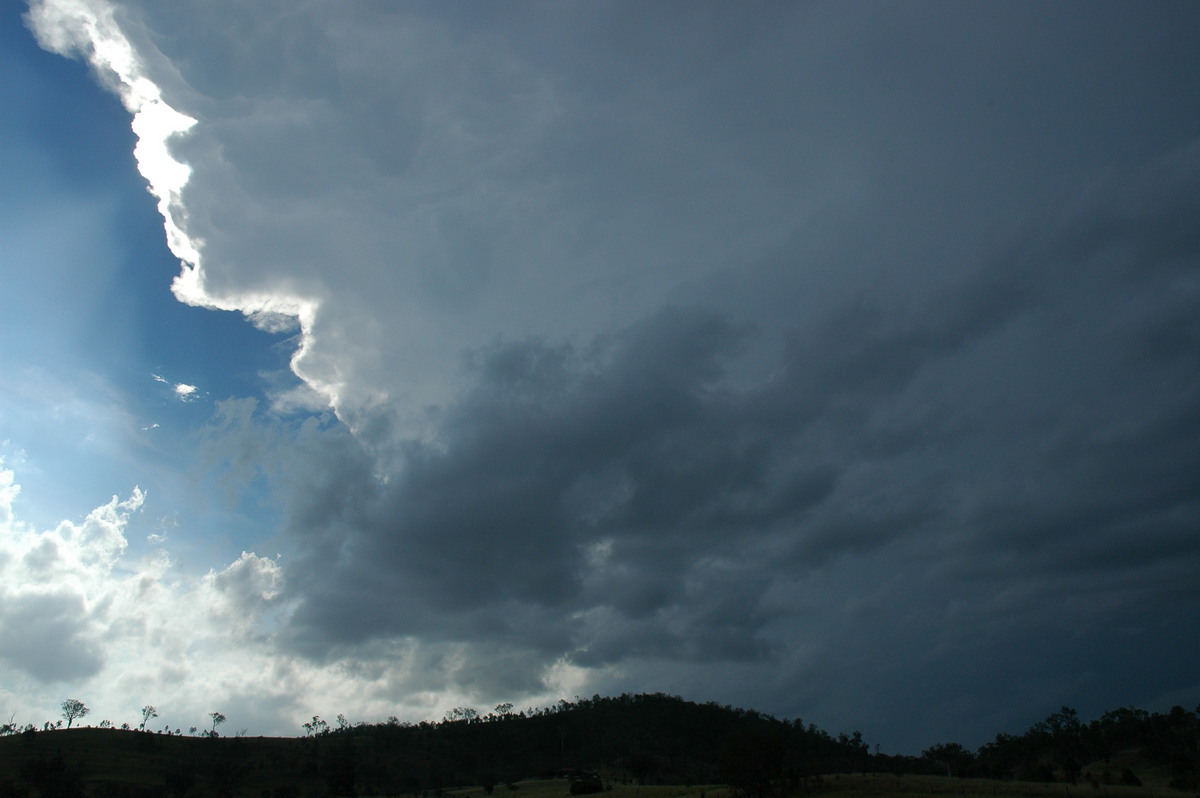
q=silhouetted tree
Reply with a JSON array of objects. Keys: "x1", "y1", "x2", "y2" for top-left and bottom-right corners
[
  {"x1": 60, "y1": 699, "x2": 88, "y2": 729},
  {"x1": 922, "y1": 742, "x2": 973, "y2": 777}
]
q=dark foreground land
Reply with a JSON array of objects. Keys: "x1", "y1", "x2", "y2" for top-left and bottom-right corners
[{"x1": 0, "y1": 695, "x2": 1196, "y2": 798}]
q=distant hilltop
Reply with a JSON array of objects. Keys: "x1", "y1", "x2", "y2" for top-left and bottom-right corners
[{"x1": 1, "y1": 694, "x2": 1197, "y2": 796}]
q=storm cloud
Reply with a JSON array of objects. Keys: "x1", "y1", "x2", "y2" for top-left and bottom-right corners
[{"x1": 15, "y1": 0, "x2": 1200, "y2": 751}]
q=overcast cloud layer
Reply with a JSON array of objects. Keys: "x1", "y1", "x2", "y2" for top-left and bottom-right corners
[{"x1": 8, "y1": 0, "x2": 1200, "y2": 751}]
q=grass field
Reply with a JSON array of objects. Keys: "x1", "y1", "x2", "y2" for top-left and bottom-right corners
[
  {"x1": 447, "y1": 781, "x2": 735, "y2": 798},
  {"x1": 448, "y1": 774, "x2": 1192, "y2": 798},
  {"x1": 814, "y1": 774, "x2": 1189, "y2": 798},
  {"x1": 1, "y1": 730, "x2": 1193, "y2": 798},
  {"x1": 444, "y1": 774, "x2": 1188, "y2": 798},
  {"x1": 0, "y1": 728, "x2": 314, "y2": 794}
]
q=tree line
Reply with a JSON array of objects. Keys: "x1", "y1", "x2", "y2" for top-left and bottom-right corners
[
  {"x1": 292, "y1": 696, "x2": 1200, "y2": 794},
  {"x1": 286, "y1": 692, "x2": 875, "y2": 795},
  {"x1": 1, "y1": 694, "x2": 1197, "y2": 797},
  {"x1": 0, "y1": 700, "x2": 228, "y2": 738},
  {"x1": 919, "y1": 705, "x2": 1200, "y2": 790}
]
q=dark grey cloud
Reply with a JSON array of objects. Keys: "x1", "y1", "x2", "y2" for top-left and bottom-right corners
[{"x1": 242, "y1": 130, "x2": 1200, "y2": 749}]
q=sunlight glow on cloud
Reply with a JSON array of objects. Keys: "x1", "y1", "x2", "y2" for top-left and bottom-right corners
[
  {"x1": 0, "y1": 459, "x2": 595, "y2": 734},
  {"x1": 25, "y1": 0, "x2": 325, "y2": 409},
  {"x1": 25, "y1": 0, "x2": 199, "y2": 269}
]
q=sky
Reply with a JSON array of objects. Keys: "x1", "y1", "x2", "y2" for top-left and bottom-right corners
[{"x1": 1, "y1": 0, "x2": 1199, "y2": 753}]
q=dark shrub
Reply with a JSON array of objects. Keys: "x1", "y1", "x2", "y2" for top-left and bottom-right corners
[{"x1": 570, "y1": 774, "x2": 603, "y2": 795}]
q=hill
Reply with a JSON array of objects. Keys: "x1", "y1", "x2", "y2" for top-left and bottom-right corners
[
  {"x1": 1, "y1": 693, "x2": 861, "y2": 798},
  {"x1": 0, "y1": 694, "x2": 1197, "y2": 798}
]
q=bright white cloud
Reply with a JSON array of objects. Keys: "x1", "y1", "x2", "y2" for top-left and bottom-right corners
[
  {"x1": 152, "y1": 374, "x2": 201, "y2": 402},
  {"x1": 0, "y1": 460, "x2": 592, "y2": 734}
]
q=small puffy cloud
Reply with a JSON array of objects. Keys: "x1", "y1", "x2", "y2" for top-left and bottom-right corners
[
  {"x1": 153, "y1": 374, "x2": 202, "y2": 402},
  {"x1": 204, "y1": 550, "x2": 283, "y2": 635}
]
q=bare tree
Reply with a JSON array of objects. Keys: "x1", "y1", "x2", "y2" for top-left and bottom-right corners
[{"x1": 61, "y1": 699, "x2": 89, "y2": 729}]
